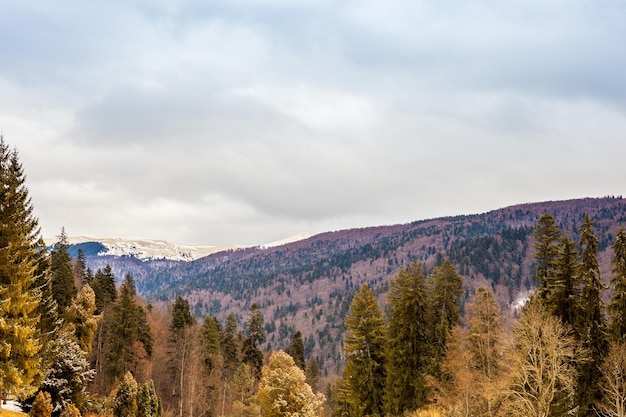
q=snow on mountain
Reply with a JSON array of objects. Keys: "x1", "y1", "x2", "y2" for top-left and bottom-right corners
[{"x1": 44, "y1": 233, "x2": 311, "y2": 262}]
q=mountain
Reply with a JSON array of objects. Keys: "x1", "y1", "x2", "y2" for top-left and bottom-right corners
[{"x1": 73, "y1": 196, "x2": 626, "y2": 375}]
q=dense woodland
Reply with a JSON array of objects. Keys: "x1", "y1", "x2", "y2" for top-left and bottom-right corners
[{"x1": 3, "y1": 136, "x2": 626, "y2": 417}]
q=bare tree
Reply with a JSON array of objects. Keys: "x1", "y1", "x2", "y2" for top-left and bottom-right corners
[{"x1": 598, "y1": 341, "x2": 626, "y2": 417}]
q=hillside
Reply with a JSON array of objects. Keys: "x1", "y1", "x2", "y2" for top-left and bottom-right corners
[{"x1": 78, "y1": 196, "x2": 626, "y2": 374}]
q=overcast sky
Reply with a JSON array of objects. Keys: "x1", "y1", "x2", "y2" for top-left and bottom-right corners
[{"x1": 1, "y1": 0, "x2": 625, "y2": 245}]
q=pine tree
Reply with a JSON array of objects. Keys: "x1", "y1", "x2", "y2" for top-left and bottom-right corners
[
  {"x1": 113, "y1": 372, "x2": 138, "y2": 417},
  {"x1": 91, "y1": 265, "x2": 116, "y2": 314},
  {"x1": 534, "y1": 213, "x2": 562, "y2": 300},
  {"x1": 199, "y1": 316, "x2": 221, "y2": 374},
  {"x1": 286, "y1": 331, "x2": 305, "y2": 371},
  {"x1": 257, "y1": 351, "x2": 324, "y2": 417},
  {"x1": 123, "y1": 273, "x2": 137, "y2": 298},
  {"x1": 137, "y1": 380, "x2": 162, "y2": 417},
  {"x1": 343, "y1": 284, "x2": 386, "y2": 417},
  {"x1": 221, "y1": 314, "x2": 241, "y2": 381},
  {"x1": 385, "y1": 262, "x2": 431, "y2": 415},
  {"x1": 49, "y1": 228, "x2": 77, "y2": 316},
  {"x1": 575, "y1": 214, "x2": 608, "y2": 417},
  {"x1": 242, "y1": 303, "x2": 265, "y2": 379},
  {"x1": 609, "y1": 226, "x2": 626, "y2": 341},
  {"x1": 0, "y1": 137, "x2": 44, "y2": 402},
  {"x1": 429, "y1": 260, "x2": 464, "y2": 374}
]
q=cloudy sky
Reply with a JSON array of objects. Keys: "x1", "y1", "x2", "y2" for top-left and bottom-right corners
[{"x1": 1, "y1": 0, "x2": 625, "y2": 245}]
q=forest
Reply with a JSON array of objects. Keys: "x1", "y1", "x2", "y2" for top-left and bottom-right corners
[{"x1": 2, "y1": 134, "x2": 626, "y2": 417}]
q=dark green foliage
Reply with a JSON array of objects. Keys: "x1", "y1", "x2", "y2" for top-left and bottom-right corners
[
  {"x1": 305, "y1": 356, "x2": 320, "y2": 393},
  {"x1": 124, "y1": 273, "x2": 137, "y2": 297},
  {"x1": 91, "y1": 265, "x2": 117, "y2": 313},
  {"x1": 221, "y1": 314, "x2": 241, "y2": 380},
  {"x1": 429, "y1": 260, "x2": 464, "y2": 373},
  {"x1": 547, "y1": 234, "x2": 579, "y2": 327},
  {"x1": 0, "y1": 137, "x2": 44, "y2": 396},
  {"x1": 609, "y1": 226, "x2": 626, "y2": 341},
  {"x1": 106, "y1": 282, "x2": 153, "y2": 383},
  {"x1": 533, "y1": 213, "x2": 562, "y2": 299},
  {"x1": 49, "y1": 228, "x2": 77, "y2": 315},
  {"x1": 170, "y1": 296, "x2": 194, "y2": 334},
  {"x1": 286, "y1": 330, "x2": 306, "y2": 370},
  {"x1": 575, "y1": 214, "x2": 608, "y2": 417},
  {"x1": 242, "y1": 303, "x2": 265, "y2": 378},
  {"x1": 384, "y1": 262, "x2": 431, "y2": 415},
  {"x1": 343, "y1": 284, "x2": 386, "y2": 417},
  {"x1": 199, "y1": 316, "x2": 221, "y2": 374}
]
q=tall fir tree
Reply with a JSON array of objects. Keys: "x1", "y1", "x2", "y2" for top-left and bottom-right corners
[
  {"x1": 534, "y1": 213, "x2": 562, "y2": 300},
  {"x1": 242, "y1": 303, "x2": 265, "y2": 379},
  {"x1": 0, "y1": 137, "x2": 44, "y2": 401},
  {"x1": 385, "y1": 262, "x2": 431, "y2": 415},
  {"x1": 549, "y1": 234, "x2": 579, "y2": 327},
  {"x1": 221, "y1": 314, "x2": 241, "y2": 381},
  {"x1": 64, "y1": 284, "x2": 98, "y2": 354},
  {"x1": 609, "y1": 226, "x2": 626, "y2": 341},
  {"x1": 343, "y1": 284, "x2": 386, "y2": 417},
  {"x1": 286, "y1": 330, "x2": 306, "y2": 371},
  {"x1": 91, "y1": 265, "x2": 116, "y2": 314},
  {"x1": 168, "y1": 296, "x2": 195, "y2": 417},
  {"x1": 428, "y1": 260, "x2": 464, "y2": 374},
  {"x1": 49, "y1": 228, "x2": 77, "y2": 316},
  {"x1": 575, "y1": 214, "x2": 608, "y2": 417}
]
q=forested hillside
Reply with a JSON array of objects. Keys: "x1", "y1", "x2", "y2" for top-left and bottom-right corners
[{"x1": 79, "y1": 196, "x2": 626, "y2": 374}]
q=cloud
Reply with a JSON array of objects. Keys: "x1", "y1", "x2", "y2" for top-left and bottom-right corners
[{"x1": 2, "y1": 0, "x2": 626, "y2": 244}]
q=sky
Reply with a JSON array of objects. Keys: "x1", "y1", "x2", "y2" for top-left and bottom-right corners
[{"x1": 1, "y1": 0, "x2": 626, "y2": 245}]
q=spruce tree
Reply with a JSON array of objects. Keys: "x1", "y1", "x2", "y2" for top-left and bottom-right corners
[
  {"x1": 199, "y1": 316, "x2": 221, "y2": 374},
  {"x1": 0, "y1": 137, "x2": 44, "y2": 400},
  {"x1": 575, "y1": 214, "x2": 608, "y2": 417},
  {"x1": 343, "y1": 284, "x2": 386, "y2": 417},
  {"x1": 609, "y1": 226, "x2": 626, "y2": 341},
  {"x1": 534, "y1": 213, "x2": 562, "y2": 300},
  {"x1": 91, "y1": 265, "x2": 116, "y2": 313},
  {"x1": 385, "y1": 262, "x2": 431, "y2": 415},
  {"x1": 549, "y1": 234, "x2": 579, "y2": 327},
  {"x1": 64, "y1": 284, "x2": 98, "y2": 353},
  {"x1": 286, "y1": 331, "x2": 306, "y2": 371},
  {"x1": 168, "y1": 296, "x2": 195, "y2": 417},
  {"x1": 221, "y1": 314, "x2": 241, "y2": 381},
  {"x1": 242, "y1": 303, "x2": 265, "y2": 379},
  {"x1": 49, "y1": 228, "x2": 77, "y2": 315}
]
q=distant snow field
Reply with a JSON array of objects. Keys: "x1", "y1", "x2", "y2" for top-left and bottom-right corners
[{"x1": 43, "y1": 233, "x2": 311, "y2": 262}]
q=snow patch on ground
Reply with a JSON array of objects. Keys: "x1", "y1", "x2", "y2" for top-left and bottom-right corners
[
  {"x1": 2, "y1": 400, "x2": 24, "y2": 412},
  {"x1": 510, "y1": 289, "x2": 533, "y2": 314},
  {"x1": 260, "y1": 232, "x2": 311, "y2": 249}
]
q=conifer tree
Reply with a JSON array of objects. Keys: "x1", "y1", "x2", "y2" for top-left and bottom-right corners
[
  {"x1": 199, "y1": 316, "x2": 221, "y2": 374},
  {"x1": 168, "y1": 296, "x2": 195, "y2": 417},
  {"x1": 49, "y1": 228, "x2": 77, "y2": 315},
  {"x1": 609, "y1": 226, "x2": 626, "y2": 341},
  {"x1": 550, "y1": 234, "x2": 579, "y2": 327},
  {"x1": 286, "y1": 331, "x2": 306, "y2": 371},
  {"x1": 221, "y1": 314, "x2": 241, "y2": 381},
  {"x1": 575, "y1": 214, "x2": 608, "y2": 417},
  {"x1": 64, "y1": 284, "x2": 98, "y2": 354},
  {"x1": 534, "y1": 213, "x2": 562, "y2": 300},
  {"x1": 343, "y1": 284, "x2": 386, "y2": 417},
  {"x1": 73, "y1": 248, "x2": 86, "y2": 289},
  {"x1": 429, "y1": 260, "x2": 464, "y2": 374},
  {"x1": 228, "y1": 363, "x2": 259, "y2": 417},
  {"x1": 0, "y1": 137, "x2": 44, "y2": 402},
  {"x1": 385, "y1": 262, "x2": 431, "y2": 415},
  {"x1": 123, "y1": 273, "x2": 137, "y2": 298},
  {"x1": 113, "y1": 372, "x2": 138, "y2": 417},
  {"x1": 242, "y1": 303, "x2": 265, "y2": 379},
  {"x1": 305, "y1": 357, "x2": 320, "y2": 393},
  {"x1": 137, "y1": 380, "x2": 162, "y2": 417},
  {"x1": 91, "y1": 265, "x2": 116, "y2": 314},
  {"x1": 30, "y1": 391, "x2": 52, "y2": 417}
]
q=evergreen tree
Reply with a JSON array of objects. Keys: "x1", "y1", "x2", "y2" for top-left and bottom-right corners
[
  {"x1": 199, "y1": 316, "x2": 221, "y2": 374},
  {"x1": 550, "y1": 234, "x2": 579, "y2": 327},
  {"x1": 385, "y1": 262, "x2": 431, "y2": 415},
  {"x1": 429, "y1": 260, "x2": 464, "y2": 374},
  {"x1": 49, "y1": 228, "x2": 77, "y2": 315},
  {"x1": 609, "y1": 226, "x2": 626, "y2": 341},
  {"x1": 343, "y1": 284, "x2": 386, "y2": 417},
  {"x1": 106, "y1": 282, "x2": 153, "y2": 385},
  {"x1": 286, "y1": 331, "x2": 306, "y2": 371},
  {"x1": 242, "y1": 303, "x2": 265, "y2": 379},
  {"x1": 575, "y1": 214, "x2": 608, "y2": 417},
  {"x1": 73, "y1": 248, "x2": 86, "y2": 289},
  {"x1": 221, "y1": 314, "x2": 241, "y2": 380},
  {"x1": 30, "y1": 391, "x2": 52, "y2": 417},
  {"x1": 123, "y1": 273, "x2": 137, "y2": 298},
  {"x1": 0, "y1": 137, "x2": 44, "y2": 400},
  {"x1": 534, "y1": 213, "x2": 562, "y2": 300},
  {"x1": 257, "y1": 351, "x2": 324, "y2": 417},
  {"x1": 112, "y1": 372, "x2": 138, "y2": 417},
  {"x1": 64, "y1": 284, "x2": 98, "y2": 353},
  {"x1": 91, "y1": 265, "x2": 116, "y2": 313},
  {"x1": 168, "y1": 296, "x2": 195, "y2": 417},
  {"x1": 137, "y1": 380, "x2": 162, "y2": 417},
  {"x1": 228, "y1": 363, "x2": 259, "y2": 417}
]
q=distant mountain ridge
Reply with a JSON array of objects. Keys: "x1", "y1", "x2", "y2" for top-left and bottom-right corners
[{"x1": 73, "y1": 196, "x2": 626, "y2": 375}]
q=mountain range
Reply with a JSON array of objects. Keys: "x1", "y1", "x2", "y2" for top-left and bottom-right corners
[{"x1": 67, "y1": 196, "x2": 626, "y2": 375}]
